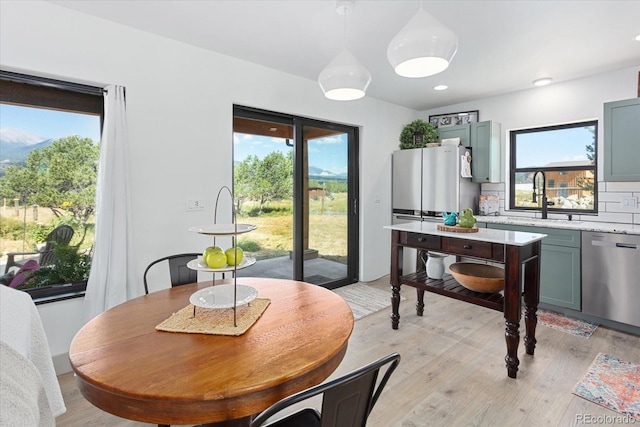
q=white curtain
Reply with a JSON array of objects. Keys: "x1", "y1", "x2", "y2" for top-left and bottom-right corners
[{"x1": 82, "y1": 85, "x2": 136, "y2": 323}]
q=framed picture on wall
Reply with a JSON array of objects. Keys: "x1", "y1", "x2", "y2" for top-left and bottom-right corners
[{"x1": 429, "y1": 110, "x2": 479, "y2": 128}]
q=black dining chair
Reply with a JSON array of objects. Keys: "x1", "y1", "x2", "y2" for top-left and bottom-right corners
[
  {"x1": 249, "y1": 352, "x2": 401, "y2": 427},
  {"x1": 143, "y1": 253, "x2": 200, "y2": 294}
]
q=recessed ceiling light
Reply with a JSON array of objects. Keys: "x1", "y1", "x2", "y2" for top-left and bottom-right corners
[
  {"x1": 433, "y1": 85, "x2": 448, "y2": 91},
  {"x1": 635, "y1": 34, "x2": 640, "y2": 41},
  {"x1": 533, "y1": 77, "x2": 553, "y2": 87}
]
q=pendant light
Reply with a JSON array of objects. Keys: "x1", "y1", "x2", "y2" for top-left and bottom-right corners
[
  {"x1": 318, "y1": 1, "x2": 371, "y2": 101},
  {"x1": 387, "y1": 6, "x2": 458, "y2": 78}
]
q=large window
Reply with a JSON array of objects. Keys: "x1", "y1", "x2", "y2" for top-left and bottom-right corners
[
  {"x1": 510, "y1": 121, "x2": 597, "y2": 214},
  {"x1": 0, "y1": 71, "x2": 103, "y2": 300}
]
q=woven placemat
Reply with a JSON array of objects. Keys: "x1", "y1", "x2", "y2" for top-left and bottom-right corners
[{"x1": 156, "y1": 298, "x2": 271, "y2": 336}]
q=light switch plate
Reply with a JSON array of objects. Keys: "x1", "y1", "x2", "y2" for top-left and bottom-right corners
[{"x1": 187, "y1": 199, "x2": 205, "y2": 211}]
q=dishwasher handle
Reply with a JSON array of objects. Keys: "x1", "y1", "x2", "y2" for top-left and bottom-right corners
[
  {"x1": 616, "y1": 243, "x2": 637, "y2": 249},
  {"x1": 590, "y1": 240, "x2": 637, "y2": 250}
]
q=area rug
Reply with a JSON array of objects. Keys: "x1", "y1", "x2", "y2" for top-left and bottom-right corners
[
  {"x1": 534, "y1": 309, "x2": 598, "y2": 338},
  {"x1": 334, "y1": 283, "x2": 404, "y2": 321},
  {"x1": 572, "y1": 353, "x2": 640, "y2": 421}
]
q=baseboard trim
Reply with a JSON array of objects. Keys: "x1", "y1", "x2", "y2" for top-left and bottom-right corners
[{"x1": 53, "y1": 352, "x2": 72, "y2": 375}]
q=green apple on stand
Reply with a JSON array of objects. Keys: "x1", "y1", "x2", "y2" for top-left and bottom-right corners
[
  {"x1": 203, "y1": 246, "x2": 223, "y2": 258},
  {"x1": 225, "y1": 247, "x2": 244, "y2": 266},
  {"x1": 204, "y1": 250, "x2": 227, "y2": 269}
]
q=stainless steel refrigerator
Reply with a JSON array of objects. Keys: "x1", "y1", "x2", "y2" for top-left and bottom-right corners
[
  {"x1": 392, "y1": 145, "x2": 480, "y2": 272},
  {"x1": 393, "y1": 145, "x2": 479, "y2": 218}
]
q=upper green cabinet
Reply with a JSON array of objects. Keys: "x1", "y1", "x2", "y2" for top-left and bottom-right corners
[
  {"x1": 437, "y1": 120, "x2": 501, "y2": 183},
  {"x1": 436, "y1": 124, "x2": 470, "y2": 147},
  {"x1": 470, "y1": 121, "x2": 501, "y2": 183},
  {"x1": 603, "y1": 97, "x2": 640, "y2": 181}
]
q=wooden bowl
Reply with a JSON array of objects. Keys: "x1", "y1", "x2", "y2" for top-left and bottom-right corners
[{"x1": 449, "y1": 262, "x2": 504, "y2": 293}]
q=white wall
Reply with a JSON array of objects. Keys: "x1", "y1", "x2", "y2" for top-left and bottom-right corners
[
  {"x1": 423, "y1": 66, "x2": 640, "y2": 224},
  {"x1": 0, "y1": 0, "x2": 417, "y2": 371}
]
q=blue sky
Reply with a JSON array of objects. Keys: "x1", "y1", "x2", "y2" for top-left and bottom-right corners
[
  {"x1": 233, "y1": 132, "x2": 348, "y2": 175},
  {"x1": 0, "y1": 104, "x2": 101, "y2": 142},
  {"x1": 516, "y1": 126, "x2": 595, "y2": 168}
]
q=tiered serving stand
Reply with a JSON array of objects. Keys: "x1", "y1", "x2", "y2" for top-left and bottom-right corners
[{"x1": 186, "y1": 186, "x2": 257, "y2": 326}]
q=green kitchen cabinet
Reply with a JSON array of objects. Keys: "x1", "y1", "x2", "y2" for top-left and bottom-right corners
[
  {"x1": 436, "y1": 120, "x2": 501, "y2": 183},
  {"x1": 603, "y1": 97, "x2": 640, "y2": 181},
  {"x1": 470, "y1": 121, "x2": 501, "y2": 183},
  {"x1": 437, "y1": 124, "x2": 470, "y2": 147},
  {"x1": 487, "y1": 223, "x2": 581, "y2": 311}
]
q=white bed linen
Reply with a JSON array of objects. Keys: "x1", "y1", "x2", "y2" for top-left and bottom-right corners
[{"x1": 0, "y1": 286, "x2": 66, "y2": 422}]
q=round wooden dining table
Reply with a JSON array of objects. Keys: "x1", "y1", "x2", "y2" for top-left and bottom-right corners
[{"x1": 69, "y1": 277, "x2": 354, "y2": 426}]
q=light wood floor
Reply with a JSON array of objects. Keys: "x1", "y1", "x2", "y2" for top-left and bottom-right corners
[{"x1": 56, "y1": 277, "x2": 640, "y2": 426}]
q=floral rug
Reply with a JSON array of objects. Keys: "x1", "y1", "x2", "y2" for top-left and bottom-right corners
[
  {"x1": 534, "y1": 309, "x2": 598, "y2": 338},
  {"x1": 572, "y1": 353, "x2": 640, "y2": 421}
]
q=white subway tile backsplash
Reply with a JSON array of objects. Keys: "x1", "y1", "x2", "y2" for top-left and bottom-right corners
[
  {"x1": 598, "y1": 192, "x2": 632, "y2": 202},
  {"x1": 582, "y1": 211, "x2": 633, "y2": 223},
  {"x1": 602, "y1": 182, "x2": 640, "y2": 192},
  {"x1": 482, "y1": 180, "x2": 640, "y2": 226}
]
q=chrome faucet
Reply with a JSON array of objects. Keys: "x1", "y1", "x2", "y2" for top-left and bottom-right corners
[{"x1": 532, "y1": 170, "x2": 548, "y2": 219}]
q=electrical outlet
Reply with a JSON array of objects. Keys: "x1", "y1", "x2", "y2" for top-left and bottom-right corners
[
  {"x1": 187, "y1": 199, "x2": 205, "y2": 211},
  {"x1": 620, "y1": 197, "x2": 638, "y2": 211}
]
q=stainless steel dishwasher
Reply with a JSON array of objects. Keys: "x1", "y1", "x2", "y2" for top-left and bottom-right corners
[{"x1": 582, "y1": 231, "x2": 640, "y2": 328}]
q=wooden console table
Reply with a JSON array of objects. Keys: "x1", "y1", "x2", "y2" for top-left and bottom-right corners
[{"x1": 384, "y1": 222, "x2": 546, "y2": 378}]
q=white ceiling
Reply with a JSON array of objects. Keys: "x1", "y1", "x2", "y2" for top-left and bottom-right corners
[{"x1": 48, "y1": 0, "x2": 640, "y2": 111}]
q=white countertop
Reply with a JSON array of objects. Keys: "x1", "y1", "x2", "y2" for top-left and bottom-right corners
[
  {"x1": 475, "y1": 215, "x2": 640, "y2": 236},
  {"x1": 384, "y1": 222, "x2": 546, "y2": 246}
]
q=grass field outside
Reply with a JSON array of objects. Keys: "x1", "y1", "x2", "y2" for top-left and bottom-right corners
[
  {"x1": 1, "y1": 194, "x2": 348, "y2": 267},
  {"x1": 1, "y1": 205, "x2": 95, "y2": 266},
  {"x1": 236, "y1": 193, "x2": 348, "y2": 263}
]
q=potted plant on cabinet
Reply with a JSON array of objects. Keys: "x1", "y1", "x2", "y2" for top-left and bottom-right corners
[{"x1": 399, "y1": 119, "x2": 438, "y2": 149}]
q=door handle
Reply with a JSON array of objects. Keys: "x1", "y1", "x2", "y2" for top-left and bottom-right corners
[{"x1": 464, "y1": 245, "x2": 472, "y2": 249}]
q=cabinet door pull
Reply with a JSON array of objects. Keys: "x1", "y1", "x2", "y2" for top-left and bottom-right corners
[
  {"x1": 464, "y1": 245, "x2": 472, "y2": 249},
  {"x1": 418, "y1": 237, "x2": 426, "y2": 242}
]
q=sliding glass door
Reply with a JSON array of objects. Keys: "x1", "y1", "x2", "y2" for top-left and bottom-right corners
[{"x1": 233, "y1": 106, "x2": 358, "y2": 288}]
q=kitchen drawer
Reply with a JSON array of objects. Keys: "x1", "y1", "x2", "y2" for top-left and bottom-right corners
[
  {"x1": 401, "y1": 232, "x2": 441, "y2": 251},
  {"x1": 443, "y1": 238, "x2": 504, "y2": 262}
]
